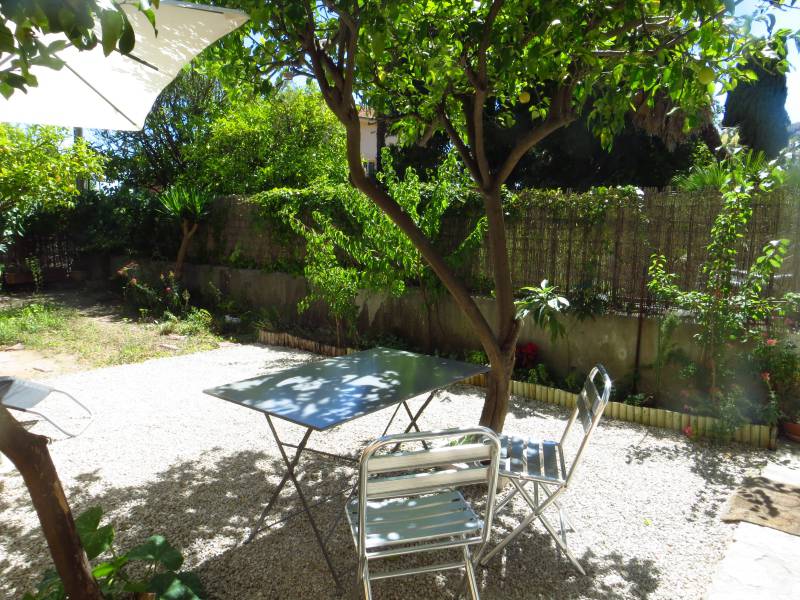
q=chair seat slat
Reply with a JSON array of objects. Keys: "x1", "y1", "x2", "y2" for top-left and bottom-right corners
[
  {"x1": 349, "y1": 493, "x2": 466, "y2": 526},
  {"x1": 526, "y1": 440, "x2": 542, "y2": 477},
  {"x1": 542, "y1": 441, "x2": 559, "y2": 480},
  {"x1": 498, "y1": 435, "x2": 563, "y2": 482},
  {"x1": 348, "y1": 492, "x2": 482, "y2": 549}
]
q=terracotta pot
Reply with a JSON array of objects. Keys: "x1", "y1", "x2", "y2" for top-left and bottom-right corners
[{"x1": 783, "y1": 421, "x2": 800, "y2": 443}]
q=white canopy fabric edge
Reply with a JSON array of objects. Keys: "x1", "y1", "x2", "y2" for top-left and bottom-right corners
[{"x1": 0, "y1": 0, "x2": 249, "y2": 131}]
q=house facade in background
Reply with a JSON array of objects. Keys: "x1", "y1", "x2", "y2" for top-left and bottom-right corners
[{"x1": 359, "y1": 109, "x2": 398, "y2": 175}]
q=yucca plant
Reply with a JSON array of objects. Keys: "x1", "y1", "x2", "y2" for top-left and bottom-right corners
[
  {"x1": 159, "y1": 185, "x2": 211, "y2": 279},
  {"x1": 672, "y1": 150, "x2": 768, "y2": 192}
]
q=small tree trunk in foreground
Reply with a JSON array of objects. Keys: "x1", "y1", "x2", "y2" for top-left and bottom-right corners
[
  {"x1": 175, "y1": 219, "x2": 199, "y2": 279},
  {"x1": 0, "y1": 405, "x2": 101, "y2": 600}
]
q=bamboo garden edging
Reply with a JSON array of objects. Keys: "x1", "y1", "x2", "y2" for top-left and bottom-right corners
[
  {"x1": 464, "y1": 373, "x2": 777, "y2": 450},
  {"x1": 257, "y1": 330, "x2": 778, "y2": 450}
]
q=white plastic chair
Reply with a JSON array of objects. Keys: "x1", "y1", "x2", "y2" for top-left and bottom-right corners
[
  {"x1": 480, "y1": 365, "x2": 612, "y2": 575},
  {"x1": 346, "y1": 427, "x2": 501, "y2": 599}
]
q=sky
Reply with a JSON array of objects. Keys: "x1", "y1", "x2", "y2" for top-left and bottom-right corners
[{"x1": 737, "y1": 0, "x2": 800, "y2": 123}]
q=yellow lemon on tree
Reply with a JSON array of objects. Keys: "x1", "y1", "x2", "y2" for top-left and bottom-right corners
[
  {"x1": 518, "y1": 90, "x2": 531, "y2": 104},
  {"x1": 697, "y1": 66, "x2": 715, "y2": 86}
]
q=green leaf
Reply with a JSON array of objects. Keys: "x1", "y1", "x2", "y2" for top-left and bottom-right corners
[
  {"x1": 74, "y1": 506, "x2": 103, "y2": 535},
  {"x1": 148, "y1": 571, "x2": 204, "y2": 600},
  {"x1": 119, "y1": 16, "x2": 136, "y2": 53},
  {"x1": 92, "y1": 556, "x2": 128, "y2": 579},
  {"x1": 83, "y1": 524, "x2": 115, "y2": 560},
  {"x1": 99, "y1": 9, "x2": 124, "y2": 56},
  {"x1": 128, "y1": 535, "x2": 184, "y2": 570}
]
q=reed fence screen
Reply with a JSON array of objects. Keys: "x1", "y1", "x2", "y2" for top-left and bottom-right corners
[{"x1": 441, "y1": 187, "x2": 800, "y2": 315}]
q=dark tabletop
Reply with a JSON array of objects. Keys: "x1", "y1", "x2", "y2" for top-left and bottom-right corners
[{"x1": 203, "y1": 347, "x2": 489, "y2": 431}]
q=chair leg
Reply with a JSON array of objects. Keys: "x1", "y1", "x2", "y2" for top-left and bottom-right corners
[
  {"x1": 494, "y1": 483, "x2": 520, "y2": 513},
  {"x1": 538, "y1": 513, "x2": 586, "y2": 576},
  {"x1": 361, "y1": 559, "x2": 373, "y2": 600},
  {"x1": 479, "y1": 505, "x2": 540, "y2": 565},
  {"x1": 463, "y1": 546, "x2": 480, "y2": 600}
]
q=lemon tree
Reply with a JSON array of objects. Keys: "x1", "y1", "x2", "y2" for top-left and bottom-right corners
[{"x1": 218, "y1": 0, "x2": 797, "y2": 431}]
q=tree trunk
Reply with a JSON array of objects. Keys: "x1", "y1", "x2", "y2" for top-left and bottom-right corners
[
  {"x1": 175, "y1": 220, "x2": 198, "y2": 280},
  {"x1": 0, "y1": 405, "x2": 101, "y2": 600},
  {"x1": 479, "y1": 346, "x2": 516, "y2": 432}
]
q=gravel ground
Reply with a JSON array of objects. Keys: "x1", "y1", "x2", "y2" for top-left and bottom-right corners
[{"x1": 0, "y1": 344, "x2": 782, "y2": 599}]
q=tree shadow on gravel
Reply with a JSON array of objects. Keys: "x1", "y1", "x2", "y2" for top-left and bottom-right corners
[
  {"x1": 5, "y1": 443, "x2": 662, "y2": 600},
  {"x1": 623, "y1": 427, "x2": 768, "y2": 521},
  {"x1": 473, "y1": 511, "x2": 661, "y2": 600},
  {"x1": 1, "y1": 448, "x2": 360, "y2": 599}
]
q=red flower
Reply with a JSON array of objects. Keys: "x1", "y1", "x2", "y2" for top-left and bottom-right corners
[
  {"x1": 766, "y1": 338, "x2": 778, "y2": 347},
  {"x1": 761, "y1": 372, "x2": 771, "y2": 382},
  {"x1": 515, "y1": 342, "x2": 539, "y2": 369},
  {"x1": 683, "y1": 424, "x2": 693, "y2": 437}
]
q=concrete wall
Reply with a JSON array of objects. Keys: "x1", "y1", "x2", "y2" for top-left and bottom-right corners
[{"x1": 116, "y1": 257, "x2": 707, "y2": 402}]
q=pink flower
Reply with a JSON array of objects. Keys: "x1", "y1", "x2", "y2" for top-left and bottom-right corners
[
  {"x1": 165, "y1": 287, "x2": 172, "y2": 294},
  {"x1": 766, "y1": 338, "x2": 778, "y2": 347},
  {"x1": 683, "y1": 424, "x2": 693, "y2": 437},
  {"x1": 130, "y1": 277, "x2": 137, "y2": 285},
  {"x1": 761, "y1": 372, "x2": 771, "y2": 382}
]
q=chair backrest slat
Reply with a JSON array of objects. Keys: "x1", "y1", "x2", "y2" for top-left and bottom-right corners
[
  {"x1": 366, "y1": 443, "x2": 491, "y2": 475},
  {"x1": 367, "y1": 465, "x2": 489, "y2": 498}
]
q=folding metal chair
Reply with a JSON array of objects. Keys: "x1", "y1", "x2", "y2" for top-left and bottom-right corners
[
  {"x1": 480, "y1": 365, "x2": 612, "y2": 575},
  {"x1": 0, "y1": 376, "x2": 93, "y2": 437},
  {"x1": 346, "y1": 427, "x2": 501, "y2": 599}
]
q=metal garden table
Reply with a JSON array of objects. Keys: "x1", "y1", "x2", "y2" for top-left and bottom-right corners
[{"x1": 203, "y1": 347, "x2": 488, "y2": 590}]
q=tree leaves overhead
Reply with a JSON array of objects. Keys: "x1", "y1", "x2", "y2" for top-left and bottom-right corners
[
  {"x1": 0, "y1": 124, "x2": 105, "y2": 213},
  {"x1": 218, "y1": 0, "x2": 796, "y2": 184}
]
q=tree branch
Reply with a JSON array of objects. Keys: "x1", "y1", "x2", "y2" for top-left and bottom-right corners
[
  {"x1": 438, "y1": 106, "x2": 482, "y2": 184},
  {"x1": 493, "y1": 85, "x2": 576, "y2": 189}
]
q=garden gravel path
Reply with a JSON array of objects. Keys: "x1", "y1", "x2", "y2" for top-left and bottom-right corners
[{"x1": 0, "y1": 344, "x2": 777, "y2": 599}]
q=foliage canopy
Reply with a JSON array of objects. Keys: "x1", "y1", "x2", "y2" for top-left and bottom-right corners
[{"x1": 0, "y1": 124, "x2": 105, "y2": 214}]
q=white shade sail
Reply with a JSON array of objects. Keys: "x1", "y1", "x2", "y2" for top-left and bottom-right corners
[{"x1": 0, "y1": 1, "x2": 248, "y2": 131}]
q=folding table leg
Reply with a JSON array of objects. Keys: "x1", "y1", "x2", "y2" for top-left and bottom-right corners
[
  {"x1": 402, "y1": 390, "x2": 437, "y2": 436},
  {"x1": 246, "y1": 424, "x2": 312, "y2": 543},
  {"x1": 264, "y1": 414, "x2": 344, "y2": 591},
  {"x1": 390, "y1": 390, "x2": 438, "y2": 451}
]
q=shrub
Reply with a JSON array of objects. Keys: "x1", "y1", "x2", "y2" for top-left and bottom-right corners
[
  {"x1": 24, "y1": 506, "x2": 203, "y2": 600},
  {"x1": 752, "y1": 338, "x2": 800, "y2": 421}
]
